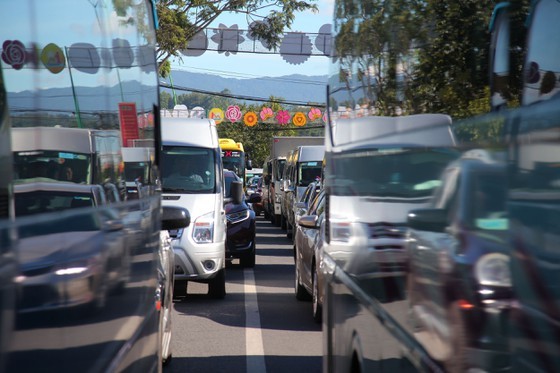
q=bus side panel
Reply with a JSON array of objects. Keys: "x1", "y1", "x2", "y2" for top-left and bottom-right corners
[{"x1": 1, "y1": 0, "x2": 163, "y2": 371}]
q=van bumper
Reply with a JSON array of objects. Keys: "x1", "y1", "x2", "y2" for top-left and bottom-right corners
[{"x1": 172, "y1": 241, "x2": 225, "y2": 280}]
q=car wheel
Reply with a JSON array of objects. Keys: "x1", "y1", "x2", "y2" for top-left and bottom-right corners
[
  {"x1": 173, "y1": 280, "x2": 187, "y2": 298},
  {"x1": 286, "y1": 221, "x2": 292, "y2": 239},
  {"x1": 274, "y1": 214, "x2": 281, "y2": 227},
  {"x1": 241, "y1": 242, "x2": 256, "y2": 268},
  {"x1": 312, "y1": 264, "x2": 322, "y2": 323},
  {"x1": 281, "y1": 213, "x2": 287, "y2": 230},
  {"x1": 295, "y1": 253, "x2": 310, "y2": 301},
  {"x1": 208, "y1": 269, "x2": 226, "y2": 299},
  {"x1": 264, "y1": 209, "x2": 270, "y2": 220}
]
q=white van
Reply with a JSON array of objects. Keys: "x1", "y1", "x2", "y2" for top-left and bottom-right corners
[
  {"x1": 282, "y1": 145, "x2": 325, "y2": 239},
  {"x1": 160, "y1": 117, "x2": 227, "y2": 298}
]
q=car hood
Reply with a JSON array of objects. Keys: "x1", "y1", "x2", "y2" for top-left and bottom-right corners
[{"x1": 162, "y1": 193, "x2": 219, "y2": 219}]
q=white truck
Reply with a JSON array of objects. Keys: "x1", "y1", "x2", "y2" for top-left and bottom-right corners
[{"x1": 261, "y1": 136, "x2": 324, "y2": 226}]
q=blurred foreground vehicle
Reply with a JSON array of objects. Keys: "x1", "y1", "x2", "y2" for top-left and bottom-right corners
[
  {"x1": 0, "y1": 0, "x2": 174, "y2": 371},
  {"x1": 321, "y1": 0, "x2": 560, "y2": 372},
  {"x1": 406, "y1": 149, "x2": 511, "y2": 372},
  {"x1": 490, "y1": 1, "x2": 560, "y2": 371},
  {"x1": 224, "y1": 170, "x2": 259, "y2": 267}
]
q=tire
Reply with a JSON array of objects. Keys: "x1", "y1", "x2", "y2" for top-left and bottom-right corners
[
  {"x1": 208, "y1": 269, "x2": 226, "y2": 299},
  {"x1": 274, "y1": 214, "x2": 282, "y2": 227},
  {"x1": 312, "y1": 264, "x2": 322, "y2": 323},
  {"x1": 173, "y1": 280, "x2": 187, "y2": 298},
  {"x1": 281, "y1": 213, "x2": 287, "y2": 230},
  {"x1": 264, "y1": 209, "x2": 270, "y2": 220},
  {"x1": 241, "y1": 242, "x2": 256, "y2": 268},
  {"x1": 295, "y1": 252, "x2": 310, "y2": 301}
]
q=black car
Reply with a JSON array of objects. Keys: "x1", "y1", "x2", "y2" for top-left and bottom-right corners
[
  {"x1": 224, "y1": 170, "x2": 260, "y2": 267},
  {"x1": 406, "y1": 149, "x2": 511, "y2": 372}
]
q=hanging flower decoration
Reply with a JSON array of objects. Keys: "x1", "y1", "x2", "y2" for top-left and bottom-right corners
[
  {"x1": 2, "y1": 40, "x2": 27, "y2": 70},
  {"x1": 276, "y1": 110, "x2": 291, "y2": 125},
  {"x1": 225, "y1": 105, "x2": 242, "y2": 123},
  {"x1": 292, "y1": 112, "x2": 307, "y2": 127},
  {"x1": 209, "y1": 108, "x2": 225, "y2": 124},
  {"x1": 260, "y1": 107, "x2": 274, "y2": 121},
  {"x1": 308, "y1": 107, "x2": 322, "y2": 121},
  {"x1": 244, "y1": 111, "x2": 258, "y2": 127}
]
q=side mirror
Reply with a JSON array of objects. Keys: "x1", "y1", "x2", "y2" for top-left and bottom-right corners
[
  {"x1": 407, "y1": 208, "x2": 447, "y2": 233},
  {"x1": 246, "y1": 159, "x2": 253, "y2": 170},
  {"x1": 162, "y1": 205, "x2": 190, "y2": 230},
  {"x1": 298, "y1": 214, "x2": 318, "y2": 229},
  {"x1": 230, "y1": 180, "x2": 244, "y2": 205}
]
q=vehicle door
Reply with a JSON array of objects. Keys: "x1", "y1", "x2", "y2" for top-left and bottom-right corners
[{"x1": 300, "y1": 191, "x2": 326, "y2": 290}]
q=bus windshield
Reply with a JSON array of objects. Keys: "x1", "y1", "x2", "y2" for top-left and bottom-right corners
[{"x1": 222, "y1": 150, "x2": 245, "y2": 177}]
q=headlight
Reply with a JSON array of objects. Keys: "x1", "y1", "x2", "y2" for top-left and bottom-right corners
[
  {"x1": 193, "y1": 211, "x2": 215, "y2": 243},
  {"x1": 227, "y1": 209, "x2": 250, "y2": 224},
  {"x1": 474, "y1": 253, "x2": 511, "y2": 287},
  {"x1": 330, "y1": 220, "x2": 352, "y2": 243}
]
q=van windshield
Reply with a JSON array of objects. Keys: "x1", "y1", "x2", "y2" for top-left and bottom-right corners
[
  {"x1": 329, "y1": 148, "x2": 458, "y2": 197},
  {"x1": 298, "y1": 161, "x2": 322, "y2": 186},
  {"x1": 161, "y1": 146, "x2": 217, "y2": 193}
]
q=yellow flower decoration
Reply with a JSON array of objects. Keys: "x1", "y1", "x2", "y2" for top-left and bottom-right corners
[
  {"x1": 244, "y1": 111, "x2": 258, "y2": 127},
  {"x1": 292, "y1": 112, "x2": 307, "y2": 127}
]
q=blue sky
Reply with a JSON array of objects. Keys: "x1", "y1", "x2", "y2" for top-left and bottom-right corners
[{"x1": 170, "y1": 0, "x2": 334, "y2": 79}]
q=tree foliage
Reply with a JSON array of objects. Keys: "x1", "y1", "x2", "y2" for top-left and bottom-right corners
[{"x1": 155, "y1": 0, "x2": 318, "y2": 76}]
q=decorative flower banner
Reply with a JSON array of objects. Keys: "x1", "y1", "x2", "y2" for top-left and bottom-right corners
[{"x1": 212, "y1": 105, "x2": 326, "y2": 127}]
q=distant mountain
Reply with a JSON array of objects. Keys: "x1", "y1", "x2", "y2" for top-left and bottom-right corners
[
  {"x1": 163, "y1": 70, "x2": 328, "y2": 105},
  {"x1": 7, "y1": 72, "x2": 328, "y2": 113}
]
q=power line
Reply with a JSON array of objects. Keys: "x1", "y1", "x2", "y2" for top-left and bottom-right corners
[{"x1": 160, "y1": 82, "x2": 326, "y2": 108}]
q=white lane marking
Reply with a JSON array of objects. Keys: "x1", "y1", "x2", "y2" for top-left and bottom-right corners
[{"x1": 244, "y1": 268, "x2": 267, "y2": 373}]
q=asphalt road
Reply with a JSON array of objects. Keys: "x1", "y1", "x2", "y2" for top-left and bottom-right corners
[{"x1": 164, "y1": 215, "x2": 323, "y2": 373}]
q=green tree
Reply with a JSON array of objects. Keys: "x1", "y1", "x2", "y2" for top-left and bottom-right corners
[
  {"x1": 160, "y1": 91, "x2": 172, "y2": 109},
  {"x1": 155, "y1": 0, "x2": 318, "y2": 76}
]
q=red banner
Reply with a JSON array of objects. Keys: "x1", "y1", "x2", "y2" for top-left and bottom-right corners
[{"x1": 118, "y1": 102, "x2": 139, "y2": 147}]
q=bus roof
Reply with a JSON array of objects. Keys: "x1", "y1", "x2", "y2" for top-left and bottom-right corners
[{"x1": 219, "y1": 138, "x2": 244, "y2": 152}]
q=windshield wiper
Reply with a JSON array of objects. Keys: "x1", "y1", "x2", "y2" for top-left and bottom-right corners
[{"x1": 162, "y1": 187, "x2": 187, "y2": 193}]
